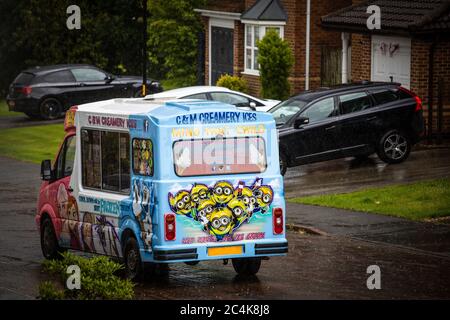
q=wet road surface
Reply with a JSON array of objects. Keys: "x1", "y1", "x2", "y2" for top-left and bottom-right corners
[
  {"x1": 0, "y1": 115, "x2": 63, "y2": 130},
  {"x1": 284, "y1": 146, "x2": 450, "y2": 198},
  {"x1": 0, "y1": 154, "x2": 449, "y2": 299}
]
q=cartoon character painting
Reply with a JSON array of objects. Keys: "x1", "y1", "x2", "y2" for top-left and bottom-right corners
[
  {"x1": 168, "y1": 178, "x2": 273, "y2": 241},
  {"x1": 132, "y1": 179, "x2": 154, "y2": 250}
]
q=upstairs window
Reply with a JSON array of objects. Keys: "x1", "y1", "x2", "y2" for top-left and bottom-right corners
[{"x1": 244, "y1": 24, "x2": 284, "y2": 75}]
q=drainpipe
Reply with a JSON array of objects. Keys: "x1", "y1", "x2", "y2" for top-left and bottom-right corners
[
  {"x1": 427, "y1": 40, "x2": 435, "y2": 143},
  {"x1": 341, "y1": 32, "x2": 349, "y2": 84},
  {"x1": 305, "y1": 0, "x2": 311, "y2": 90}
]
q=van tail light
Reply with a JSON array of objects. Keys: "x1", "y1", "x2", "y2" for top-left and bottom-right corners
[
  {"x1": 399, "y1": 86, "x2": 422, "y2": 112},
  {"x1": 273, "y1": 208, "x2": 284, "y2": 235},
  {"x1": 21, "y1": 86, "x2": 32, "y2": 96},
  {"x1": 165, "y1": 213, "x2": 176, "y2": 241}
]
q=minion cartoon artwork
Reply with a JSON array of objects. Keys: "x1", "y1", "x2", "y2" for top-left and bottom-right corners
[
  {"x1": 167, "y1": 178, "x2": 274, "y2": 241},
  {"x1": 190, "y1": 183, "x2": 211, "y2": 206},
  {"x1": 196, "y1": 198, "x2": 216, "y2": 228},
  {"x1": 208, "y1": 207, "x2": 234, "y2": 240},
  {"x1": 234, "y1": 186, "x2": 257, "y2": 216},
  {"x1": 227, "y1": 198, "x2": 248, "y2": 226},
  {"x1": 212, "y1": 181, "x2": 234, "y2": 205},
  {"x1": 169, "y1": 190, "x2": 194, "y2": 216},
  {"x1": 253, "y1": 185, "x2": 274, "y2": 214}
]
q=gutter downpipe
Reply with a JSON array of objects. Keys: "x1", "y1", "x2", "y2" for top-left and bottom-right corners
[
  {"x1": 427, "y1": 39, "x2": 435, "y2": 143},
  {"x1": 305, "y1": 0, "x2": 311, "y2": 90}
]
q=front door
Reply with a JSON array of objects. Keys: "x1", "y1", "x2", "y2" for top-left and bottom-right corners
[
  {"x1": 211, "y1": 26, "x2": 233, "y2": 85},
  {"x1": 371, "y1": 35, "x2": 411, "y2": 89}
]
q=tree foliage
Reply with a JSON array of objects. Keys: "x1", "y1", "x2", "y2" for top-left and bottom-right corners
[
  {"x1": 257, "y1": 30, "x2": 294, "y2": 100},
  {"x1": 147, "y1": 0, "x2": 206, "y2": 86}
]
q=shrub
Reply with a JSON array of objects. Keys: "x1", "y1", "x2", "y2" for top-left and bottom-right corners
[
  {"x1": 38, "y1": 281, "x2": 65, "y2": 300},
  {"x1": 39, "y1": 252, "x2": 134, "y2": 300},
  {"x1": 216, "y1": 74, "x2": 249, "y2": 94},
  {"x1": 257, "y1": 30, "x2": 294, "y2": 100}
]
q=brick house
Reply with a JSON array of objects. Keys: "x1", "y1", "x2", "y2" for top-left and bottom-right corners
[
  {"x1": 321, "y1": 0, "x2": 450, "y2": 136},
  {"x1": 195, "y1": 0, "x2": 352, "y2": 96}
]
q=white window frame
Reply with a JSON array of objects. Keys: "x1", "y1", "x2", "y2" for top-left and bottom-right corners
[{"x1": 242, "y1": 21, "x2": 285, "y2": 76}]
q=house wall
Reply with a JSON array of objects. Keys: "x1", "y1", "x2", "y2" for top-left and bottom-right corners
[
  {"x1": 351, "y1": 34, "x2": 450, "y2": 134},
  {"x1": 201, "y1": 0, "x2": 351, "y2": 97}
]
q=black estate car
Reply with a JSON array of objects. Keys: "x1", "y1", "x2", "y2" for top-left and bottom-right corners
[
  {"x1": 6, "y1": 64, "x2": 162, "y2": 120},
  {"x1": 272, "y1": 82, "x2": 425, "y2": 175}
]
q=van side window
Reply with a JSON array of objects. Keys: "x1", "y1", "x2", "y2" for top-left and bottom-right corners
[
  {"x1": 132, "y1": 139, "x2": 153, "y2": 176},
  {"x1": 56, "y1": 135, "x2": 76, "y2": 179},
  {"x1": 81, "y1": 129, "x2": 130, "y2": 194}
]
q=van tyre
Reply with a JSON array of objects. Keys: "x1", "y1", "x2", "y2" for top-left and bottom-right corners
[
  {"x1": 280, "y1": 152, "x2": 287, "y2": 176},
  {"x1": 123, "y1": 236, "x2": 143, "y2": 281},
  {"x1": 39, "y1": 97, "x2": 61, "y2": 120},
  {"x1": 40, "y1": 217, "x2": 64, "y2": 260},
  {"x1": 232, "y1": 258, "x2": 261, "y2": 276},
  {"x1": 377, "y1": 130, "x2": 411, "y2": 164}
]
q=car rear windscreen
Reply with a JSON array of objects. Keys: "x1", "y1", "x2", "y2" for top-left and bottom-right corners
[
  {"x1": 173, "y1": 136, "x2": 267, "y2": 176},
  {"x1": 13, "y1": 72, "x2": 34, "y2": 85}
]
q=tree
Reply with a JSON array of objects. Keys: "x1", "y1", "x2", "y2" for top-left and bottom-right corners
[
  {"x1": 0, "y1": 0, "x2": 143, "y2": 95},
  {"x1": 147, "y1": 0, "x2": 206, "y2": 86},
  {"x1": 257, "y1": 30, "x2": 294, "y2": 100}
]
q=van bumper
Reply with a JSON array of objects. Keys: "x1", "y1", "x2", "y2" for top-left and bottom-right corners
[{"x1": 147, "y1": 239, "x2": 288, "y2": 263}]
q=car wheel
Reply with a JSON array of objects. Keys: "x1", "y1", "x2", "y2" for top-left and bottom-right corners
[
  {"x1": 232, "y1": 258, "x2": 261, "y2": 276},
  {"x1": 280, "y1": 152, "x2": 287, "y2": 176},
  {"x1": 123, "y1": 236, "x2": 143, "y2": 281},
  {"x1": 39, "y1": 97, "x2": 62, "y2": 120},
  {"x1": 40, "y1": 217, "x2": 64, "y2": 260},
  {"x1": 377, "y1": 130, "x2": 411, "y2": 164}
]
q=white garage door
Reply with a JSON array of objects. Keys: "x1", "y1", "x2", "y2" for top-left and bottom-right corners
[{"x1": 371, "y1": 35, "x2": 411, "y2": 89}]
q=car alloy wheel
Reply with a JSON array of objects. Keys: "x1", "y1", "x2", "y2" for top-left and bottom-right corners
[
  {"x1": 40, "y1": 98, "x2": 61, "y2": 120},
  {"x1": 383, "y1": 133, "x2": 408, "y2": 160}
]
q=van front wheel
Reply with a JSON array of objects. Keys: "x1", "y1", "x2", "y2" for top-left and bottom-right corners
[
  {"x1": 123, "y1": 237, "x2": 143, "y2": 281},
  {"x1": 232, "y1": 258, "x2": 261, "y2": 276},
  {"x1": 40, "y1": 217, "x2": 65, "y2": 260}
]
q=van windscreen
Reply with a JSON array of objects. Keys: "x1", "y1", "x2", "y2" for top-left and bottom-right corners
[{"x1": 173, "y1": 136, "x2": 267, "y2": 177}]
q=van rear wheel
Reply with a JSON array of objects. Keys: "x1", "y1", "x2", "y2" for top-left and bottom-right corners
[
  {"x1": 123, "y1": 237, "x2": 143, "y2": 281},
  {"x1": 40, "y1": 217, "x2": 65, "y2": 260},
  {"x1": 232, "y1": 258, "x2": 261, "y2": 276}
]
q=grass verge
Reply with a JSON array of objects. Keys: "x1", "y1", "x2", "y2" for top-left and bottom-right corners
[
  {"x1": 290, "y1": 178, "x2": 450, "y2": 221},
  {"x1": 0, "y1": 123, "x2": 65, "y2": 163}
]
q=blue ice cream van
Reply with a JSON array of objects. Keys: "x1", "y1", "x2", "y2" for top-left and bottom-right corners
[{"x1": 36, "y1": 98, "x2": 288, "y2": 279}]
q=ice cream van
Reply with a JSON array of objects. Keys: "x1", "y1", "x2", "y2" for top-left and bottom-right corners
[{"x1": 36, "y1": 98, "x2": 287, "y2": 279}]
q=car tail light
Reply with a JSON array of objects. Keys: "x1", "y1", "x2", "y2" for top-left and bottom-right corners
[
  {"x1": 273, "y1": 208, "x2": 284, "y2": 235},
  {"x1": 165, "y1": 213, "x2": 176, "y2": 241},
  {"x1": 414, "y1": 96, "x2": 422, "y2": 112},
  {"x1": 21, "y1": 86, "x2": 32, "y2": 96},
  {"x1": 399, "y1": 86, "x2": 422, "y2": 112}
]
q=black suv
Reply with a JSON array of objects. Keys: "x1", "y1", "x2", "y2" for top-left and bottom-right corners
[
  {"x1": 6, "y1": 64, "x2": 162, "y2": 120},
  {"x1": 271, "y1": 82, "x2": 425, "y2": 175}
]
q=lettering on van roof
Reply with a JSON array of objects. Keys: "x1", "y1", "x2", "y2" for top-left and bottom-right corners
[
  {"x1": 176, "y1": 111, "x2": 257, "y2": 125},
  {"x1": 87, "y1": 114, "x2": 137, "y2": 129}
]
